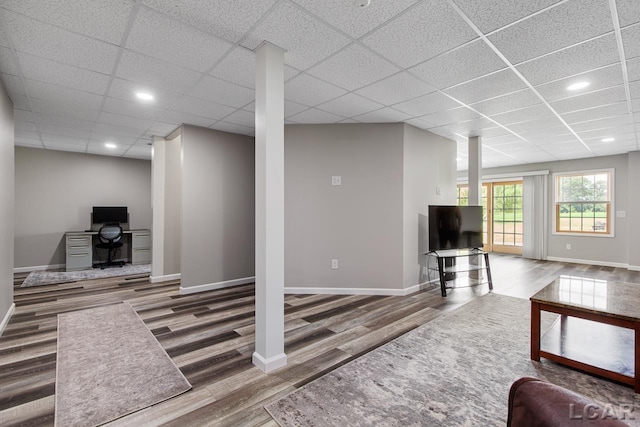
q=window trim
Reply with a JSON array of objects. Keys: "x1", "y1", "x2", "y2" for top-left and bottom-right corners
[{"x1": 552, "y1": 168, "x2": 615, "y2": 238}]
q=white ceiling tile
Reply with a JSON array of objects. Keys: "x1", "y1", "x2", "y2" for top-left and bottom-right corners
[
  {"x1": 355, "y1": 72, "x2": 435, "y2": 106},
  {"x1": 410, "y1": 40, "x2": 506, "y2": 90},
  {"x1": 123, "y1": 145, "x2": 152, "y2": 160},
  {"x1": 18, "y1": 53, "x2": 110, "y2": 94},
  {"x1": 34, "y1": 113, "x2": 94, "y2": 130},
  {"x1": 2, "y1": 0, "x2": 135, "y2": 44},
  {"x1": 188, "y1": 76, "x2": 254, "y2": 108},
  {"x1": 633, "y1": 98, "x2": 640, "y2": 112},
  {"x1": 37, "y1": 124, "x2": 92, "y2": 139},
  {"x1": 622, "y1": 23, "x2": 640, "y2": 59},
  {"x1": 161, "y1": 110, "x2": 216, "y2": 128},
  {"x1": 449, "y1": 0, "x2": 562, "y2": 34},
  {"x1": 420, "y1": 107, "x2": 480, "y2": 127},
  {"x1": 15, "y1": 129, "x2": 39, "y2": 140},
  {"x1": 471, "y1": 89, "x2": 542, "y2": 116},
  {"x1": 561, "y1": 102, "x2": 630, "y2": 124},
  {"x1": 291, "y1": 0, "x2": 418, "y2": 38},
  {"x1": 2, "y1": 73, "x2": 26, "y2": 99},
  {"x1": 516, "y1": 34, "x2": 620, "y2": 85},
  {"x1": 14, "y1": 136, "x2": 42, "y2": 147},
  {"x1": 243, "y1": 2, "x2": 351, "y2": 70},
  {"x1": 617, "y1": 0, "x2": 640, "y2": 27},
  {"x1": 571, "y1": 115, "x2": 633, "y2": 132},
  {"x1": 14, "y1": 109, "x2": 35, "y2": 122},
  {"x1": 491, "y1": 104, "x2": 555, "y2": 126},
  {"x1": 210, "y1": 121, "x2": 254, "y2": 136},
  {"x1": 142, "y1": 0, "x2": 277, "y2": 43},
  {"x1": 171, "y1": 95, "x2": 237, "y2": 120},
  {"x1": 87, "y1": 144, "x2": 128, "y2": 157},
  {"x1": 0, "y1": 47, "x2": 19, "y2": 76},
  {"x1": 578, "y1": 124, "x2": 636, "y2": 140},
  {"x1": 148, "y1": 122, "x2": 180, "y2": 136},
  {"x1": 15, "y1": 120, "x2": 38, "y2": 131},
  {"x1": 97, "y1": 112, "x2": 155, "y2": 131},
  {"x1": 438, "y1": 117, "x2": 498, "y2": 136},
  {"x1": 90, "y1": 135, "x2": 138, "y2": 146},
  {"x1": 424, "y1": 126, "x2": 457, "y2": 140},
  {"x1": 116, "y1": 50, "x2": 203, "y2": 94},
  {"x1": 24, "y1": 79, "x2": 103, "y2": 110},
  {"x1": 444, "y1": 69, "x2": 527, "y2": 104},
  {"x1": 550, "y1": 86, "x2": 627, "y2": 114},
  {"x1": 479, "y1": 127, "x2": 513, "y2": 138},
  {"x1": 284, "y1": 100, "x2": 308, "y2": 117},
  {"x1": 353, "y1": 107, "x2": 411, "y2": 123},
  {"x1": 362, "y1": 1, "x2": 477, "y2": 68},
  {"x1": 533, "y1": 63, "x2": 625, "y2": 101},
  {"x1": 405, "y1": 117, "x2": 436, "y2": 130},
  {"x1": 40, "y1": 133, "x2": 89, "y2": 146},
  {"x1": 628, "y1": 56, "x2": 640, "y2": 83},
  {"x1": 127, "y1": 6, "x2": 232, "y2": 73},
  {"x1": 284, "y1": 74, "x2": 347, "y2": 106},
  {"x1": 102, "y1": 97, "x2": 167, "y2": 121},
  {"x1": 30, "y1": 98, "x2": 99, "y2": 122},
  {"x1": 210, "y1": 47, "x2": 256, "y2": 89},
  {"x1": 221, "y1": 109, "x2": 254, "y2": 128},
  {"x1": 44, "y1": 141, "x2": 88, "y2": 153},
  {"x1": 108, "y1": 78, "x2": 182, "y2": 109},
  {"x1": 482, "y1": 134, "x2": 521, "y2": 147},
  {"x1": 583, "y1": 131, "x2": 636, "y2": 144},
  {"x1": 632, "y1": 80, "x2": 640, "y2": 98},
  {"x1": 316, "y1": 93, "x2": 384, "y2": 118},
  {"x1": 337, "y1": 119, "x2": 361, "y2": 124},
  {"x1": 307, "y1": 44, "x2": 399, "y2": 91},
  {"x1": 9, "y1": 94, "x2": 30, "y2": 110},
  {"x1": 393, "y1": 91, "x2": 460, "y2": 117},
  {"x1": 92, "y1": 123, "x2": 145, "y2": 138},
  {"x1": 507, "y1": 116, "x2": 565, "y2": 133},
  {"x1": 5, "y1": 11, "x2": 119, "y2": 74},
  {"x1": 488, "y1": 0, "x2": 612, "y2": 64},
  {"x1": 288, "y1": 108, "x2": 344, "y2": 124}
]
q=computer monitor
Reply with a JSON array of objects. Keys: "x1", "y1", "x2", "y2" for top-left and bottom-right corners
[{"x1": 92, "y1": 206, "x2": 128, "y2": 225}]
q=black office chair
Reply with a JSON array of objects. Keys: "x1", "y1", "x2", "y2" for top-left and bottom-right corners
[{"x1": 94, "y1": 224, "x2": 125, "y2": 269}]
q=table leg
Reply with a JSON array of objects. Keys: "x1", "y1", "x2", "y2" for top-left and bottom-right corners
[
  {"x1": 437, "y1": 257, "x2": 446, "y2": 297},
  {"x1": 531, "y1": 302, "x2": 540, "y2": 361}
]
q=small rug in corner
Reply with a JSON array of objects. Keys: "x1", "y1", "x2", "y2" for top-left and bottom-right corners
[
  {"x1": 21, "y1": 264, "x2": 151, "y2": 287},
  {"x1": 55, "y1": 302, "x2": 191, "y2": 427},
  {"x1": 266, "y1": 293, "x2": 640, "y2": 427}
]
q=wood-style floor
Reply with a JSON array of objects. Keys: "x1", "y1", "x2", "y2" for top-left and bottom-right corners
[{"x1": 1, "y1": 255, "x2": 639, "y2": 426}]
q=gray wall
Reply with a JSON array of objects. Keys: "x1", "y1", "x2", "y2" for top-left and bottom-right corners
[
  {"x1": 14, "y1": 147, "x2": 152, "y2": 268},
  {"x1": 180, "y1": 125, "x2": 255, "y2": 288},
  {"x1": 402, "y1": 124, "x2": 456, "y2": 288},
  {"x1": 461, "y1": 154, "x2": 629, "y2": 265},
  {"x1": 285, "y1": 124, "x2": 405, "y2": 290},
  {"x1": 164, "y1": 135, "x2": 182, "y2": 275},
  {"x1": 628, "y1": 152, "x2": 640, "y2": 269},
  {"x1": 0, "y1": 79, "x2": 14, "y2": 326}
]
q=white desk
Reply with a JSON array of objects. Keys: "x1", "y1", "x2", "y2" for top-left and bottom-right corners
[{"x1": 65, "y1": 229, "x2": 151, "y2": 271}]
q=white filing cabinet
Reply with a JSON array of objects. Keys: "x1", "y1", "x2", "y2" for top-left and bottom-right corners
[
  {"x1": 131, "y1": 230, "x2": 152, "y2": 265},
  {"x1": 65, "y1": 232, "x2": 93, "y2": 271}
]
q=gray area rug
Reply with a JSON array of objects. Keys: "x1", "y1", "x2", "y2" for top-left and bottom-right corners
[
  {"x1": 266, "y1": 293, "x2": 640, "y2": 426},
  {"x1": 21, "y1": 264, "x2": 151, "y2": 287},
  {"x1": 55, "y1": 302, "x2": 191, "y2": 427}
]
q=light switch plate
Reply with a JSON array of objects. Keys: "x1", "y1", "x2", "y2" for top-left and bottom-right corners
[
  {"x1": 616, "y1": 211, "x2": 626, "y2": 218},
  {"x1": 332, "y1": 176, "x2": 342, "y2": 186}
]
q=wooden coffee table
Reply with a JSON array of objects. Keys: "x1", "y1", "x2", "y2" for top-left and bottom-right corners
[{"x1": 531, "y1": 276, "x2": 640, "y2": 393}]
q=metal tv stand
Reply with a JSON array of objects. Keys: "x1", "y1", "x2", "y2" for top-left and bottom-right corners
[{"x1": 426, "y1": 248, "x2": 493, "y2": 297}]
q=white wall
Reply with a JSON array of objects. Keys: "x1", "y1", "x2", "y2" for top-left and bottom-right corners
[
  {"x1": 627, "y1": 151, "x2": 640, "y2": 269},
  {"x1": 164, "y1": 135, "x2": 182, "y2": 275},
  {"x1": 463, "y1": 154, "x2": 629, "y2": 266},
  {"x1": 14, "y1": 147, "x2": 152, "y2": 268},
  {"x1": 0, "y1": 78, "x2": 14, "y2": 332},
  {"x1": 285, "y1": 124, "x2": 405, "y2": 291},
  {"x1": 180, "y1": 125, "x2": 255, "y2": 290},
  {"x1": 402, "y1": 124, "x2": 456, "y2": 288}
]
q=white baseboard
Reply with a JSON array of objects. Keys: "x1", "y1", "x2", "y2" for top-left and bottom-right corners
[
  {"x1": 252, "y1": 351, "x2": 287, "y2": 373},
  {"x1": 150, "y1": 273, "x2": 181, "y2": 283},
  {"x1": 179, "y1": 276, "x2": 255, "y2": 295},
  {"x1": 628, "y1": 265, "x2": 640, "y2": 271},
  {"x1": 14, "y1": 264, "x2": 65, "y2": 273},
  {"x1": 0, "y1": 303, "x2": 15, "y2": 337},
  {"x1": 546, "y1": 256, "x2": 628, "y2": 269},
  {"x1": 284, "y1": 281, "x2": 432, "y2": 296}
]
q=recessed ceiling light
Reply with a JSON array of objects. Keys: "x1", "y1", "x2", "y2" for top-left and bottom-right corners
[
  {"x1": 566, "y1": 81, "x2": 590, "y2": 91},
  {"x1": 601, "y1": 137, "x2": 615, "y2": 143},
  {"x1": 105, "y1": 142, "x2": 117, "y2": 149},
  {"x1": 135, "y1": 92, "x2": 154, "y2": 101},
  {"x1": 353, "y1": 0, "x2": 371, "y2": 7}
]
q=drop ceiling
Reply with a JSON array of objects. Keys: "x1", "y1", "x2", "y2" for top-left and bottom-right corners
[{"x1": 0, "y1": 0, "x2": 638, "y2": 169}]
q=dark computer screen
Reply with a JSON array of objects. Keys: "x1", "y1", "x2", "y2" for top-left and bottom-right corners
[{"x1": 92, "y1": 206, "x2": 128, "y2": 224}]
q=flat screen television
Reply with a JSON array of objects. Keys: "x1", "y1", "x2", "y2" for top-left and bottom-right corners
[
  {"x1": 428, "y1": 205, "x2": 483, "y2": 251},
  {"x1": 92, "y1": 206, "x2": 128, "y2": 224}
]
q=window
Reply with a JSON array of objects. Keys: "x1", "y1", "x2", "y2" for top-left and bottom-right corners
[{"x1": 554, "y1": 169, "x2": 613, "y2": 235}]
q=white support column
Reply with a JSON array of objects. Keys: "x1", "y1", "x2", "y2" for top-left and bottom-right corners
[
  {"x1": 253, "y1": 41, "x2": 287, "y2": 373},
  {"x1": 468, "y1": 136, "x2": 482, "y2": 206},
  {"x1": 150, "y1": 136, "x2": 166, "y2": 282}
]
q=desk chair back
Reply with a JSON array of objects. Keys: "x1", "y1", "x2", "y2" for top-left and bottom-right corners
[{"x1": 98, "y1": 225, "x2": 123, "y2": 244}]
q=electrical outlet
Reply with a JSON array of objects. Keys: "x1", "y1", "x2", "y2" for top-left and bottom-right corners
[
  {"x1": 617, "y1": 211, "x2": 626, "y2": 218},
  {"x1": 332, "y1": 176, "x2": 342, "y2": 186},
  {"x1": 331, "y1": 259, "x2": 339, "y2": 269},
  {"x1": 566, "y1": 243, "x2": 571, "y2": 250}
]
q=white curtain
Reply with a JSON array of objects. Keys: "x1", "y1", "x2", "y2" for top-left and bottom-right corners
[{"x1": 523, "y1": 174, "x2": 548, "y2": 260}]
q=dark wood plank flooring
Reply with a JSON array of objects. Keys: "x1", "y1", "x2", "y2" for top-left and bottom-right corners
[{"x1": 1, "y1": 255, "x2": 639, "y2": 426}]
